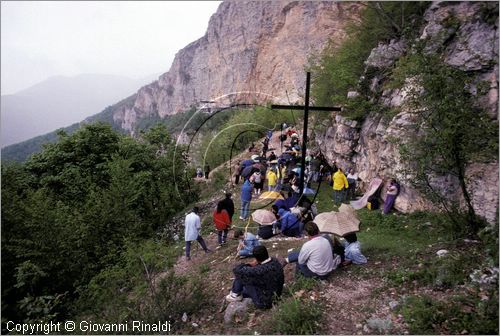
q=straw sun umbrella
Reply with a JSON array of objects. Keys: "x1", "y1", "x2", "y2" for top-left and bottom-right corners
[
  {"x1": 314, "y1": 211, "x2": 360, "y2": 236},
  {"x1": 251, "y1": 209, "x2": 276, "y2": 225}
]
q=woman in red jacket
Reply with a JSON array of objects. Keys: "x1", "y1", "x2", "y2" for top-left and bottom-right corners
[{"x1": 214, "y1": 201, "x2": 231, "y2": 245}]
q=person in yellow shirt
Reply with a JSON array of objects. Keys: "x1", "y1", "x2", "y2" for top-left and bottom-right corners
[
  {"x1": 266, "y1": 169, "x2": 278, "y2": 192},
  {"x1": 332, "y1": 167, "x2": 349, "y2": 205}
]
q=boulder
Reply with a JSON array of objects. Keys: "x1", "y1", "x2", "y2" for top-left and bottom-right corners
[{"x1": 223, "y1": 298, "x2": 253, "y2": 325}]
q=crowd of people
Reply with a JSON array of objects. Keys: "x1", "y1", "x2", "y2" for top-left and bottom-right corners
[{"x1": 183, "y1": 124, "x2": 401, "y2": 310}]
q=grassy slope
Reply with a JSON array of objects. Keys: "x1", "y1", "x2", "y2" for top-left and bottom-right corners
[{"x1": 167, "y1": 178, "x2": 498, "y2": 335}]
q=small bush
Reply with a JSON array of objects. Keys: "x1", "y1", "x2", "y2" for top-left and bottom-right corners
[
  {"x1": 262, "y1": 297, "x2": 323, "y2": 335},
  {"x1": 400, "y1": 293, "x2": 499, "y2": 335},
  {"x1": 283, "y1": 274, "x2": 320, "y2": 296},
  {"x1": 386, "y1": 249, "x2": 479, "y2": 289},
  {"x1": 135, "y1": 271, "x2": 211, "y2": 324}
]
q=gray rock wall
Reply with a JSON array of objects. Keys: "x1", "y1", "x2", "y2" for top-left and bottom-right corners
[{"x1": 314, "y1": 1, "x2": 498, "y2": 223}]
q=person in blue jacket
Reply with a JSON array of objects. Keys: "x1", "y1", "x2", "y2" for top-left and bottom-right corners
[
  {"x1": 234, "y1": 229, "x2": 260, "y2": 257},
  {"x1": 272, "y1": 205, "x2": 303, "y2": 237},
  {"x1": 240, "y1": 179, "x2": 253, "y2": 220},
  {"x1": 274, "y1": 190, "x2": 299, "y2": 211}
]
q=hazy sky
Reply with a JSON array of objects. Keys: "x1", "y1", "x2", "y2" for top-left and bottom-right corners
[{"x1": 1, "y1": 1, "x2": 222, "y2": 95}]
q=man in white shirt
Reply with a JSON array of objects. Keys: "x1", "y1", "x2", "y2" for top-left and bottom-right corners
[
  {"x1": 184, "y1": 206, "x2": 211, "y2": 260},
  {"x1": 285, "y1": 221, "x2": 340, "y2": 279}
]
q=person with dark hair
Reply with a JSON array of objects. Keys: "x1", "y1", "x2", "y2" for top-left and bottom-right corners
[
  {"x1": 234, "y1": 229, "x2": 260, "y2": 257},
  {"x1": 346, "y1": 168, "x2": 358, "y2": 201},
  {"x1": 240, "y1": 180, "x2": 253, "y2": 220},
  {"x1": 275, "y1": 207, "x2": 304, "y2": 237},
  {"x1": 184, "y1": 207, "x2": 211, "y2": 260},
  {"x1": 204, "y1": 164, "x2": 211, "y2": 179},
  {"x1": 284, "y1": 222, "x2": 341, "y2": 279},
  {"x1": 234, "y1": 161, "x2": 242, "y2": 185},
  {"x1": 225, "y1": 246, "x2": 284, "y2": 309},
  {"x1": 220, "y1": 192, "x2": 235, "y2": 222},
  {"x1": 213, "y1": 201, "x2": 231, "y2": 246},
  {"x1": 332, "y1": 167, "x2": 349, "y2": 205},
  {"x1": 383, "y1": 179, "x2": 400, "y2": 214},
  {"x1": 342, "y1": 233, "x2": 367, "y2": 265},
  {"x1": 274, "y1": 190, "x2": 299, "y2": 211}
]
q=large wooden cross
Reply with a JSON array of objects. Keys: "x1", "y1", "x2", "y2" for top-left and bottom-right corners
[{"x1": 271, "y1": 72, "x2": 341, "y2": 196}]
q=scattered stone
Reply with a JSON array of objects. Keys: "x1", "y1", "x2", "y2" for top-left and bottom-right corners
[
  {"x1": 363, "y1": 324, "x2": 371, "y2": 333},
  {"x1": 355, "y1": 323, "x2": 363, "y2": 329},
  {"x1": 294, "y1": 290, "x2": 305, "y2": 298},
  {"x1": 463, "y1": 239, "x2": 480, "y2": 244},
  {"x1": 367, "y1": 317, "x2": 393, "y2": 334},
  {"x1": 224, "y1": 298, "x2": 253, "y2": 325},
  {"x1": 182, "y1": 312, "x2": 188, "y2": 322},
  {"x1": 347, "y1": 91, "x2": 359, "y2": 98},
  {"x1": 423, "y1": 221, "x2": 432, "y2": 227},
  {"x1": 436, "y1": 249, "x2": 449, "y2": 257},
  {"x1": 191, "y1": 322, "x2": 198, "y2": 328},
  {"x1": 389, "y1": 300, "x2": 399, "y2": 310}
]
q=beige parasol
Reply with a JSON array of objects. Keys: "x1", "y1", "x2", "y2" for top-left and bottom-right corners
[
  {"x1": 314, "y1": 211, "x2": 360, "y2": 236},
  {"x1": 251, "y1": 209, "x2": 277, "y2": 225},
  {"x1": 339, "y1": 203, "x2": 356, "y2": 215}
]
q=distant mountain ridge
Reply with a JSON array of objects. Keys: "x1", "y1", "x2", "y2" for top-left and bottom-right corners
[
  {"x1": 2, "y1": 1, "x2": 361, "y2": 161},
  {"x1": 1, "y1": 73, "x2": 158, "y2": 147}
]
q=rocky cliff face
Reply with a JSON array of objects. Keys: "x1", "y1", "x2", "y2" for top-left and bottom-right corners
[
  {"x1": 314, "y1": 1, "x2": 499, "y2": 223},
  {"x1": 113, "y1": 0, "x2": 361, "y2": 133},
  {"x1": 108, "y1": 1, "x2": 497, "y2": 223}
]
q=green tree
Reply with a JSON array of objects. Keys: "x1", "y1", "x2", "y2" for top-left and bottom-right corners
[
  {"x1": 1, "y1": 122, "x2": 194, "y2": 324},
  {"x1": 393, "y1": 52, "x2": 498, "y2": 234},
  {"x1": 309, "y1": 2, "x2": 429, "y2": 120}
]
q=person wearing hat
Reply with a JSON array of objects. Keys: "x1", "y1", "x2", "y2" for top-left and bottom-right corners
[
  {"x1": 184, "y1": 207, "x2": 212, "y2": 260},
  {"x1": 225, "y1": 245, "x2": 284, "y2": 309}
]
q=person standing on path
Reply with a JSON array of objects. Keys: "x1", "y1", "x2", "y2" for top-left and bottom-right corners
[
  {"x1": 204, "y1": 164, "x2": 211, "y2": 179},
  {"x1": 220, "y1": 191, "x2": 235, "y2": 222},
  {"x1": 266, "y1": 169, "x2": 278, "y2": 192},
  {"x1": 346, "y1": 168, "x2": 358, "y2": 201},
  {"x1": 383, "y1": 179, "x2": 400, "y2": 214},
  {"x1": 213, "y1": 201, "x2": 231, "y2": 246},
  {"x1": 240, "y1": 179, "x2": 253, "y2": 220},
  {"x1": 332, "y1": 167, "x2": 349, "y2": 205},
  {"x1": 184, "y1": 206, "x2": 211, "y2": 260}
]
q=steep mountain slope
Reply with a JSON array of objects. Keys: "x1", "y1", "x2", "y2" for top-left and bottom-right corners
[
  {"x1": 111, "y1": 1, "x2": 362, "y2": 133},
  {"x1": 1, "y1": 73, "x2": 157, "y2": 147}
]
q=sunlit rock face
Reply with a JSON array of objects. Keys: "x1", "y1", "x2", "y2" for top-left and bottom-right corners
[{"x1": 112, "y1": 1, "x2": 362, "y2": 132}]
